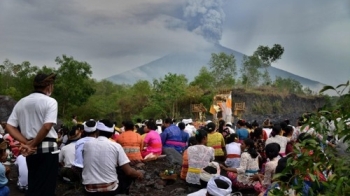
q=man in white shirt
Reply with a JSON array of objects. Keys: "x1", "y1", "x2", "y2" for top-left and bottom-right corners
[
  {"x1": 15, "y1": 154, "x2": 28, "y2": 192},
  {"x1": 72, "y1": 120, "x2": 98, "y2": 183},
  {"x1": 184, "y1": 119, "x2": 196, "y2": 137},
  {"x1": 82, "y1": 120, "x2": 144, "y2": 195},
  {"x1": 6, "y1": 73, "x2": 58, "y2": 196},
  {"x1": 59, "y1": 126, "x2": 82, "y2": 182}
]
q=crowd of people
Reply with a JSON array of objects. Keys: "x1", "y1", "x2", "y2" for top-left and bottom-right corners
[{"x1": 0, "y1": 72, "x2": 344, "y2": 196}]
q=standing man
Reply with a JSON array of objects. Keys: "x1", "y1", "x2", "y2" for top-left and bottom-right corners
[{"x1": 6, "y1": 73, "x2": 58, "y2": 196}]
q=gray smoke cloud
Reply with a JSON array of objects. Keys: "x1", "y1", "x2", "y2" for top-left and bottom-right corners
[{"x1": 184, "y1": 0, "x2": 225, "y2": 43}]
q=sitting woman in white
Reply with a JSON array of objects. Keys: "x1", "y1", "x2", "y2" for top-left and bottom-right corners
[
  {"x1": 265, "y1": 124, "x2": 290, "y2": 156},
  {"x1": 220, "y1": 138, "x2": 260, "y2": 190},
  {"x1": 15, "y1": 154, "x2": 28, "y2": 192},
  {"x1": 224, "y1": 134, "x2": 241, "y2": 168}
]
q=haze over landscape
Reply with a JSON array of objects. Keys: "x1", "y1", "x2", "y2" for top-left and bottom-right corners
[{"x1": 1, "y1": 0, "x2": 349, "y2": 87}]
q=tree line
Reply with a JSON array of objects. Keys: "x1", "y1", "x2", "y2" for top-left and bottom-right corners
[{"x1": 0, "y1": 45, "x2": 317, "y2": 123}]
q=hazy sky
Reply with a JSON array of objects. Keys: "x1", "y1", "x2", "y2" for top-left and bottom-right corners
[{"x1": 1, "y1": 0, "x2": 349, "y2": 85}]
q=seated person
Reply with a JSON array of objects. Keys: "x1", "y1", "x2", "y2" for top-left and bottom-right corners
[
  {"x1": 206, "y1": 122, "x2": 226, "y2": 162},
  {"x1": 224, "y1": 134, "x2": 241, "y2": 168},
  {"x1": 161, "y1": 118, "x2": 186, "y2": 154},
  {"x1": 250, "y1": 143, "x2": 281, "y2": 194},
  {"x1": 188, "y1": 175, "x2": 232, "y2": 196},
  {"x1": 117, "y1": 121, "x2": 143, "y2": 163},
  {"x1": 220, "y1": 138, "x2": 260, "y2": 190},
  {"x1": 186, "y1": 129, "x2": 215, "y2": 187},
  {"x1": 181, "y1": 137, "x2": 197, "y2": 180},
  {"x1": 59, "y1": 126, "x2": 82, "y2": 182},
  {"x1": 142, "y1": 120, "x2": 162, "y2": 158},
  {"x1": 14, "y1": 154, "x2": 28, "y2": 192},
  {"x1": 0, "y1": 139, "x2": 10, "y2": 196}
]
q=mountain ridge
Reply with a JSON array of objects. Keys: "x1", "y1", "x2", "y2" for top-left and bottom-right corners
[{"x1": 106, "y1": 44, "x2": 325, "y2": 91}]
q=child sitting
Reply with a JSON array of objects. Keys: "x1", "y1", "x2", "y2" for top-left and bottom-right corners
[{"x1": 0, "y1": 139, "x2": 10, "y2": 196}]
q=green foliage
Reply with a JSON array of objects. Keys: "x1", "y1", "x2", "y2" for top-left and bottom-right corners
[
  {"x1": 254, "y1": 44, "x2": 284, "y2": 67},
  {"x1": 54, "y1": 55, "x2": 95, "y2": 117},
  {"x1": 273, "y1": 81, "x2": 350, "y2": 196},
  {"x1": 240, "y1": 44, "x2": 284, "y2": 89},
  {"x1": 190, "y1": 66, "x2": 215, "y2": 90},
  {"x1": 273, "y1": 76, "x2": 304, "y2": 94},
  {"x1": 209, "y1": 52, "x2": 237, "y2": 88},
  {"x1": 241, "y1": 55, "x2": 261, "y2": 87},
  {"x1": 150, "y1": 73, "x2": 188, "y2": 118}
]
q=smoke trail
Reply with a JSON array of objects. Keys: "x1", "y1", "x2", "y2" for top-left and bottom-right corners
[{"x1": 184, "y1": 0, "x2": 225, "y2": 43}]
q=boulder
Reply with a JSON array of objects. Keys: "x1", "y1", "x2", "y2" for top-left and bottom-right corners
[{"x1": 0, "y1": 95, "x2": 16, "y2": 122}]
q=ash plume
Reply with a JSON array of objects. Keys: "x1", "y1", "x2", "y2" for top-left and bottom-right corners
[{"x1": 184, "y1": 0, "x2": 225, "y2": 43}]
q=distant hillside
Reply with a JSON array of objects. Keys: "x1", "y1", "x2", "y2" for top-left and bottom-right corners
[{"x1": 107, "y1": 44, "x2": 325, "y2": 91}]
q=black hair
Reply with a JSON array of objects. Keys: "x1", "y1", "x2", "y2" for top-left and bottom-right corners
[
  {"x1": 275, "y1": 156, "x2": 294, "y2": 184},
  {"x1": 226, "y1": 133, "x2": 238, "y2": 144},
  {"x1": 33, "y1": 73, "x2": 56, "y2": 89},
  {"x1": 283, "y1": 126, "x2": 294, "y2": 137},
  {"x1": 218, "y1": 120, "x2": 226, "y2": 133},
  {"x1": 188, "y1": 136, "x2": 197, "y2": 146},
  {"x1": 164, "y1": 118, "x2": 172, "y2": 124},
  {"x1": 252, "y1": 120, "x2": 259, "y2": 128},
  {"x1": 195, "y1": 129, "x2": 207, "y2": 144},
  {"x1": 199, "y1": 165, "x2": 218, "y2": 188},
  {"x1": 252, "y1": 127, "x2": 263, "y2": 139},
  {"x1": 206, "y1": 122, "x2": 216, "y2": 133},
  {"x1": 246, "y1": 122, "x2": 252, "y2": 129},
  {"x1": 280, "y1": 121, "x2": 288, "y2": 131},
  {"x1": 265, "y1": 143, "x2": 281, "y2": 160},
  {"x1": 214, "y1": 179, "x2": 229, "y2": 190},
  {"x1": 123, "y1": 120, "x2": 134, "y2": 131},
  {"x1": 244, "y1": 138, "x2": 259, "y2": 159},
  {"x1": 85, "y1": 120, "x2": 96, "y2": 129},
  {"x1": 284, "y1": 119, "x2": 290, "y2": 125},
  {"x1": 172, "y1": 119, "x2": 177, "y2": 124},
  {"x1": 145, "y1": 120, "x2": 157, "y2": 130},
  {"x1": 136, "y1": 118, "x2": 142, "y2": 123},
  {"x1": 237, "y1": 119, "x2": 245, "y2": 127},
  {"x1": 97, "y1": 119, "x2": 114, "y2": 138},
  {"x1": 83, "y1": 120, "x2": 97, "y2": 136},
  {"x1": 178, "y1": 122, "x2": 186, "y2": 130},
  {"x1": 271, "y1": 125, "x2": 282, "y2": 137}
]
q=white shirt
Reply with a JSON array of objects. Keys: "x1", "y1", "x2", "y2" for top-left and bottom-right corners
[
  {"x1": 226, "y1": 142, "x2": 241, "y2": 155},
  {"x1": 7, "y1": 93, "x2": 58, "y2": 139},
  {"x1": 82, "y1": 136, "x2": 130, "y2": 185},
  {"x1": 59, "y1": 142, "x2": 76, "y2": 168},
  {"x1": 156, "y1": 126, "x2": 162, "y2": 134},
  {"x1": 185, "y1": 124, "x2": 196, "y2": 137},
  {"x1": 226, "y1": 127, "x2": 235, "y2": 134},
  {"x1": 187, "y1": 188, "x2": 207, "y2": 196},
  {"x1": 15, "y1": 155, "x2": 28, "y2": 187},
  {"x1": 265, "y1": 135, "x2": 290, "y2": 154},
  {"x1": 73, "y1": 136, "x2": 95, "y2": 168}
]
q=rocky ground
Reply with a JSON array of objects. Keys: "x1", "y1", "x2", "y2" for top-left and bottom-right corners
[{"x1": 8, "y1": 148, "x2": 257, "y2": 196}]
